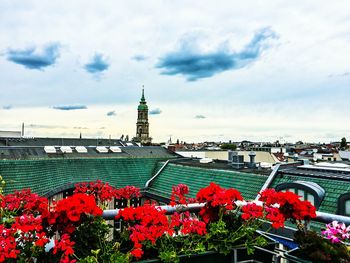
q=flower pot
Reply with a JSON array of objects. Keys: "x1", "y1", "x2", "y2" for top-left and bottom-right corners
[
  {"x1": 284, "y1": 248, "x2": 312, "y2": 263},
  {"x1": 136, "y1": 252, "x2": 231, "y2": 263},
  {"x1": 232, "y1": 238, "x2": 277, "y2": 262},
  {"x1": 136, "y1": 239, "x2": 277, "y2": 263}
]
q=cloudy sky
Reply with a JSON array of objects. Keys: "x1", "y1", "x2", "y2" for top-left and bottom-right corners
[{"x1": 0, "y1": 1, "x2": 349, "y2": 143}]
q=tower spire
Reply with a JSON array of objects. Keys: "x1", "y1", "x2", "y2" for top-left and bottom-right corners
[{"x1": 141, "y1": 85, "x2": 145, "y2": 102}]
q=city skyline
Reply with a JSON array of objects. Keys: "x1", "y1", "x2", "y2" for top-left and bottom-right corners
[{"x1": 1, "y1": 1, "x2": 349, "y2": 143}]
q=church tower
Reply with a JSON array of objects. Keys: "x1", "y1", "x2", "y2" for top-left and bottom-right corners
[{"x1": 134, "y1": 88, "x2": 151, "y2": 144}]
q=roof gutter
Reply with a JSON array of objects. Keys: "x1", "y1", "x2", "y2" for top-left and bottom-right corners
[
  {"x1": 255, "y1": 163, "x2": 281, "y2": 201},
  {"x1": 145, "y1": 159, "x2": 170, "y2": 188}
]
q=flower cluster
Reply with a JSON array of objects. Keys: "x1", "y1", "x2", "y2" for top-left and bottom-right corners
[
  {"x1": 0, "y1": 226, "x2": 19, "y2": 262},
  {"x1": 169, "y1": 184, "x2": 195, "y2": 206},
  {"x1": 322, "y1": 221, "x2": 350, "y2": 243},
  {"x1": 117, "y1": 185, "x2": 141, "y2": 200},
  {"x1": 257, "y1": 188, "x2": 316, "y2": 228},
  {"x1": 116, "y1": 204, "x2": 170, "y2": 259},
  {"x1": 53, "y1": 234, "x2": 76, "y2": 263},
  {"x1": 241, "y1": 202, "x2": 264, "y2": 220},
  {"x1": 74, "y1": 180, "x2": 118, "y2": 202},
  {"x1": 170, "y1": 211, "x2": 207, "y2": 236},
  {"x1": 49, "y1": 193, "x2": 103, "y2": 234},
  {"x1": 0, "y1": 189, "x2": 49, "y2": 217},
  {"x1": 0, "y1": 189, "x2": 51, "y2": 263},
  {"x1": 0, "y1": 180, "x2": 323, "y2": 262},
  {"x1": 74, "y1": 181, "x2": 141, "y2": 204},
  {"x1": 196, "y1": 182, "x2": 243, "y2": 223},
  {"x1": 0, "y1": 182, "x2": 111, "y2": 263}
]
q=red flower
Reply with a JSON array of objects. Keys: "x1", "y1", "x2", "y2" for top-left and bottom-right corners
[
  {"x1": 0, "y1": 226, "x2": 20, "y2": 262},
  {"x1": 258, "y1": 188, "x2": 316, "y2": 228},
  {"x1": 116, "y1": 204, "x2": 170, "y2": 258},
  {"x1": 0, "y1": 189, "x2": 49, "y2": 217},
  {"x1": 49, "y1": 193, "x2": 102, "y2": 234},
  {"x1": 241, "y1": 203, "x2": 264, "y2": 220},
  {"x1": 74, "y1": 180, "x2": 119, "y2": 202},
  {"x1": 169, "y1": 184, "x2": 191, "y2": 206},
  {"x1": 196, "y1": 183, "x2": 243, "y2": 223},
  {"x1": 131, "y1": 248, "x2": 144, "y2": 259},
  {"x1": 53, "y1": 234, "x2": 76, "y2": 263},
  {"x1": 265, "y1": 207, "x2": 286, "y2": 229},
  {"x1": 117, "y1": 186, "x2": 141, "y2": 200}
]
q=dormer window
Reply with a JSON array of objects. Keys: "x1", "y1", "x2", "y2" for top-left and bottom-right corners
[
  {"x1": 337, "y1": 193, "x2": 350, "y2": 216},
  {"x1": 275, "y1": 181, "x2": 325, "y2": 209}
]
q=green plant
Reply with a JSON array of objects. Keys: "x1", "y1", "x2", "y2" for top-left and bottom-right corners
[{"x1": 294, "y1": 229, "x2": 350, "y2": 262}]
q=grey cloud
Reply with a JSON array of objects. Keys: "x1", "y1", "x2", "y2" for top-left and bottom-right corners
[
  {"x1": 195, "y1": 115, "x2": 206, "y2": 119},
  {"x1": 149, "y1": 108, "x2": 162, "y2": 115},
  {"x1": 6, "y1": 43, "x2": 60, "y2": 70},
  {"x1": 84, "y1": 53, "x2": 109, "y2": 73},
  {"x1": 52, "y1": 105, "x2": 87, "y2": 110},
  {"x1": 28, "y1": 124, "x2": 89, "y2": 129},
  {"x1": 2, "y1": 105, "x2": 13, "y2": 110},
  {"x1": 132, "y1": 55, "x2": 147, "y2": 61},
  {"x1": 328, "y1": 72, "x2": 350, "y2": 78},
  {"x1": 107, "y1": 110, "x2": 116, "y2": 116},
  {"x1": 28, "y1": 124, "x2": 66, "y2": 129},
  {"x1": 156, "y1": 28, "x2": 277, "y2": 81}
]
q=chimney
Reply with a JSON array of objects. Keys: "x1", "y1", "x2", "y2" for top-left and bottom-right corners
[
  {"x1": 293, "y1": 154, "x2": 298, "y2": 161},
  {"x1": 248, "y1": 151, "x2": 256, "y2": 168},
  {"x1": 21, "y1": 122, "x2": 24, "y2": 137}
]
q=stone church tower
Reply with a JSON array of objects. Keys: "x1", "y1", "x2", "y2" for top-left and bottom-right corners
[{"x1": 134, "y1": 88, "x2": 151, "y2": 144}]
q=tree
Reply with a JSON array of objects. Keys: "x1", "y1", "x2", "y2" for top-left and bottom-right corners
[
  {"x1": 340, "y1": 137, "x2": 347, "y2": 149},
  {"x1": 220, "y1": 143, "x2": 237, "y2": 151}
]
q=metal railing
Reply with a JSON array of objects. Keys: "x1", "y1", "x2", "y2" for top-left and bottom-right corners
[{"x1": 103, "y1": 203, "x2": 350, "y2": 225}]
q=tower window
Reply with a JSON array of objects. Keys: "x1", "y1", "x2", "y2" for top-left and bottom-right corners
[{"x1": 275, "y1": 181, "x2": 325, "y2": 209}]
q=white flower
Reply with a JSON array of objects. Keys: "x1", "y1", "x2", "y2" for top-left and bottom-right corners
[{"x1": 234, "y1": 200, "x2": 247, "y2": 207}]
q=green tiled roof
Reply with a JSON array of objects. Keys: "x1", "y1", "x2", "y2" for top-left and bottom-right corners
[
  {"x1": 0, "y1": 157, "x2": 167, "y2": 196},
  {"x1": 148, "y1": 163, "x2": 268, "y2": 200},
  {"x1": 270, "y1": 174, "x2": 350, "y2": 214}
]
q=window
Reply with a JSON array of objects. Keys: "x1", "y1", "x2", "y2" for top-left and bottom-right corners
[
  {"x1": 307, "y1": 194, "x2": 315, "y2": 204},
  {"x1": 337, "y1": 193, "x2": 350, "y2": 216},
  {"x1": 297, "y1": 189, "x2": 305, "y2": 201},
  {"x1": 275, "y1": 181, "x2": 325, "y2": 209},
  {"x1": 345, "y1": 200, "x2": 350, "y2": 216}
]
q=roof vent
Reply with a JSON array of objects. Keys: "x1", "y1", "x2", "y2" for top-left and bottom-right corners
[
  {"x1": 75, "y1": 146, "x2": 88, "y2": 153},
  {"x1": 200, "y1": 158, "x2": 213, "y2": 163},
  {"x1": 44, "y1": 146, "x2": 56, "y2": 154},
  {"x1": 96, "y1": 146, "x2": 108, "y2": 153},
  {"x1": 60, "y1": 146, "x2": 73, "y2": 153},
  {"x1": 110, "y1": 146, "x2": 122, "y2": 153}
]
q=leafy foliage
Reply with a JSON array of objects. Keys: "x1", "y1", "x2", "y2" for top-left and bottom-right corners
[{"x1": 294, "y1": 230, "x2": 350, "y2": 262}]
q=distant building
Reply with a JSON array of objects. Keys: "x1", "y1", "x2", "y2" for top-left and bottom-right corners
[
  {"x1": 133, "y1": 89, "x2": 152, "y2": 145},
  {"x1": 0, "y1": 130, "x2": 21, "y2": 138}
]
